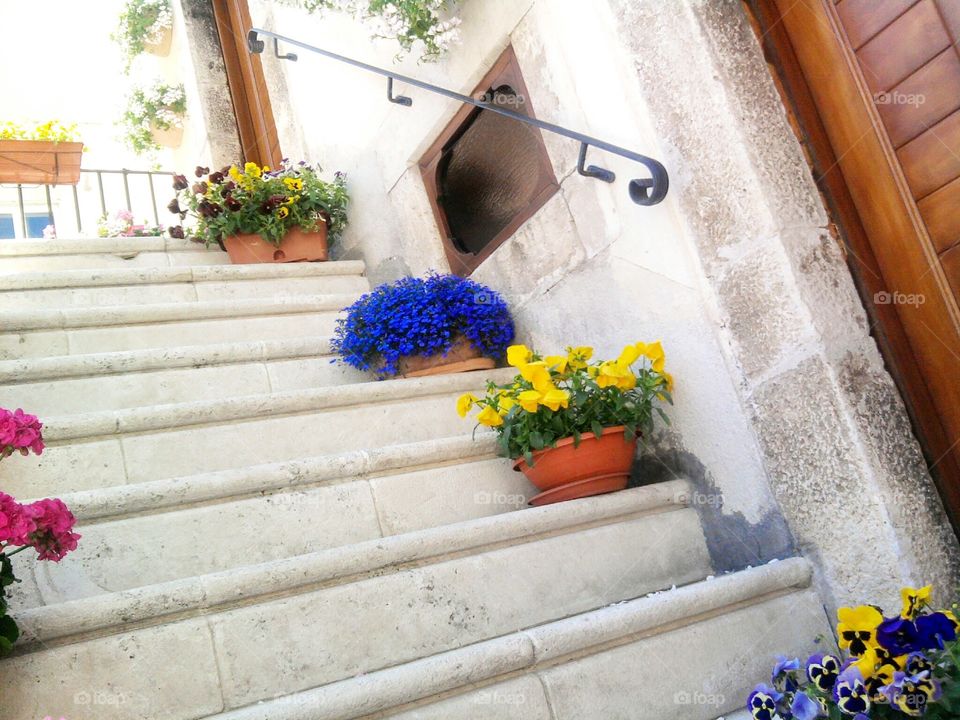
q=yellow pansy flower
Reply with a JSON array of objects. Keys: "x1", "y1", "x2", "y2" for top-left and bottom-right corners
[
  {"x1": 456, "y1": 393, "x2": 478, "y2": 418},
  {"x1": 566, "y1": 346, "x2": 593, "y2": 370},
  {"x1": 637, "y1": 340, "x2": 666, "y2": 373},
  {"x1": 244, "y1": 162, "x2": 262, "y2": 178},
  {"x1": 617, "y1": 344, "x2": 641, "y2": 366},
  {"x1": 517, "y1": 390, "x2": 542, "y2": 413},
  {"x1": 540, "y1": 388, "x2": 570, "y2": 411},
  {"x1": 663, "y1": 372, "x2": 675, "y2": 393},
  {"x1": 283, "y1": 177, "x2": 304, "y2": 192},
  {"x1": 476, "y1": 405, "x2": 503, "y2": 427},
  {"x1": 901, "y1": 585, "x2": 933, "y2": 619},
  {"x1": 837, "y1": 605, "x2": 883, "y2": 657},
  {"x1": 544, "y1": 355, "x2": 568, "y2": 373},
  {"x1": 498, "y1": 396, "x2": 516, "y2": 415},
  {"x1": 277, "y1": 206, "x2": 290, "y2": 220},
  {"x1": 596, "y1": 360, "x2": 636, "y2": 390},
  {"x1": 507, "y1": 344, "x2": 533, "y2": 367},
  {"x1": 519, "y1": 361, "x2": 550, "y2": 387},
  {"x1": 228, "y1": 165, "x2": 243, "y2": 183}
]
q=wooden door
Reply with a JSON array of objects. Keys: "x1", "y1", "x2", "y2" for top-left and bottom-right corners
[
  {"x1": 211, "y1": 0, "x2": 282, "y2": 168},
  {"x1": 752, "y1": 0, "x2": 960, "y2": 525}
]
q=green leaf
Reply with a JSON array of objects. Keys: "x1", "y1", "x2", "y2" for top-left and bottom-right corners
[
  {"x1": 529, "y1": 431, "x2": 545, "y2": 450},
  {"x1": 590, "y1": 421, "x2": 604, "y2": 440},
  {"x1": 524, "y1": 450, "x2": 535, "y2": 468}
]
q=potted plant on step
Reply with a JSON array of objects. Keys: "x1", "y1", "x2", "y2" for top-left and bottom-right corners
[
  {"x1": 459, "y1": 342, "x2": 673, "y2": 506},
  {"x1": 0, "y1": 120, "x2": 83, "y2": 185},
  {"x1": 168, "y1": 160, "x2": 349, "y2": 263},
  {"x1": 332, "y1": 274, "x2": 514, "y2": 378}
]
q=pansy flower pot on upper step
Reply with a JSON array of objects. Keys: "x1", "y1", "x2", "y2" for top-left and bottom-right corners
[
  {"x1": 222, "y1": 224, "x2": 328, "y2": 264},
  {"x1": 396, "y1": 335, "x2": 497, "y2": 378},
  {"x1": 514, "y1": 425, "x2": 637, "y2": 506}
]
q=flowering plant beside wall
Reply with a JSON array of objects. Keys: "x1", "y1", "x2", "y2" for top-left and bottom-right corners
[
  {"x1": 458, "y1": 342, "x2": 672, "y2": 465},
  {"x1": 167, "y1": 160, "x2": 349, "y2": 247},
  {"x1": 0, "y1": 120, "x2": 80, "y2": 144},
  {"x1": 747, "y1": 585, "x2": 960, "y2": 718},
  {"x1": 113, "y1": 0, "x2": 174, "y2": 71},
  {"x1": 98, "y1": 210, "x2": 164, "y2": 238},
  {"x1": 121, "y1": 81, "x2": 186, "y2": 155},
  {"x1": 296, "y1": 0, "x2": 462, "y2": 61},
  {"x1": 0, "y1": 407, "x2": 81, "y2": 654},
  {"x1": 331, "y1": 274, "x2": 514, "y2": 377}
]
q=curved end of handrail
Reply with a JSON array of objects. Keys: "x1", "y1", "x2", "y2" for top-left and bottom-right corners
[
  {"x1": 247, "y1": 29, "x2": 265, "y2": 55},
  {"x1": 628, "y1": 161, "x2": 669, "y2": 206}
]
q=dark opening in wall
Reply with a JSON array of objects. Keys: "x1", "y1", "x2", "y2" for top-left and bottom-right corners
[{"x1": 419, "y1": 46, "x2": 558, "y2": 275}]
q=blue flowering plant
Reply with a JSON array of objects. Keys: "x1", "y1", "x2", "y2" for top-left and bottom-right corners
[
  {"x1": 331, "y1": 274, "x2": 515, "y2": 378},
  {"x1": 747, "y1": 585, "x2": 960, "y2": 719}
]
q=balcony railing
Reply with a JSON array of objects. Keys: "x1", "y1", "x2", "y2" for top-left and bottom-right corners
[{"x1": 0, "y1": 168, "x2": 175, "y2": 239}]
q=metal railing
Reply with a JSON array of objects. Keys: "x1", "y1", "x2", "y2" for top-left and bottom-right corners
[
  {"x1": 0, "y1": 168, "x2": 175, "y2": 237},
  {"x1": 247, "y1": 28, "x2": 669, "y2": 207}
]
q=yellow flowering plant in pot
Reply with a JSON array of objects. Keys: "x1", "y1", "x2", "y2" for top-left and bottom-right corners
[{"x1": 459, "y1": 342, "x2": 673, "y2": 505}]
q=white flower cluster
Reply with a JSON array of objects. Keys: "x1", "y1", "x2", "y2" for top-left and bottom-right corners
[
  {"x1": 144, "y1": 1, "x2": 174, "y2": 44},
  {"x1": 304, "y1": 1, "x2": 462, "y2": 61}
]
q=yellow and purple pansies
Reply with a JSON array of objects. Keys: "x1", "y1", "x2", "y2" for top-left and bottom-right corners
[
  {"x1": 747, "y1": 585, "x2": 958, "y2": 719},
  {"x1": 457, "y1": 341, "x2": 673, "y2": 461}
]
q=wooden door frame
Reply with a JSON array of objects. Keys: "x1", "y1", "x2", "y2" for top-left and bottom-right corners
[
  {"x1": 211, "y1": 0, "x2": 282, "y2": 168},
  {"x1": 747, "y1": 0, "x2": 960, "y2": 527}
]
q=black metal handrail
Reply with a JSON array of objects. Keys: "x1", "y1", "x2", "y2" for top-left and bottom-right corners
[
  {"x1": 0, "y1": 168, "x2": 174, "y2": 237},
  {"x1": 247, "y1": 28, "x2": 669, "y2": 206}
]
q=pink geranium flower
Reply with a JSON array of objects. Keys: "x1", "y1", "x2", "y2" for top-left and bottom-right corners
[
  {"x1": 26, "y1": 498, "x2": 80, "y2": 561},
  {"x1": 0, "y1": 493, "x2": 37, "y2": 546},
  {"x1": 0, "y1": 407, "x2": 44, "y2": 457},
  {"x1": 0, "y1": 409, "x2": 16, "y2": 447}
]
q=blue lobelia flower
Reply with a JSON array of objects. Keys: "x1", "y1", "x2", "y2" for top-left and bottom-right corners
[
  {"x1": 833, "y1": 668, "x2": 871, "y2": 716},
  {"x1": 748, "y1": 684, "x2": 783, "y2": 720},
  {"x1": 806, "y1": 653, "x2": 841, "y2": 692}
]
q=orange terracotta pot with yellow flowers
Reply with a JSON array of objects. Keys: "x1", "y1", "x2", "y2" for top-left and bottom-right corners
[
  {"x1": 459, "y1": 342, "x2": 674, "y2": 506},
  {"x1": 167, "y1": 160, "x2": 349, "y2": 264}
]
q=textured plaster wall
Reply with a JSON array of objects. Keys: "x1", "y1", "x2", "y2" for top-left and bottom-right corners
[{"x1": 248, "y1": 0, "x2": 959, "y2": 611}]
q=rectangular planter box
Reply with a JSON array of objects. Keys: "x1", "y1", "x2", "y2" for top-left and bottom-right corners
[{"x1": 0, "y1": 139, "x2": 83, "y2": 185}]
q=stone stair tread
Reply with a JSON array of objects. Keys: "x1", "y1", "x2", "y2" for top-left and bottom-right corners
[
  {"x1": 16, "y1": 481, "x2": 694, "y2": 647},
  {"x1": 0, "y1": 259, "x2": 367, "y2": 290},
  {"x1": 1, "y1": 293, "x2": 358, "y2": 330},
  {"x1": 0, "y1": 236, "x2": 203, "y2": 257},
  {"x1": 0, "y1": 336, "x2": 340, "y2": 383}
]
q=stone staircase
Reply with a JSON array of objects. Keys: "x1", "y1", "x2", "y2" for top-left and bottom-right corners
[{"x1": 0, "y1": 237, "x2": 831, "y2": 720}]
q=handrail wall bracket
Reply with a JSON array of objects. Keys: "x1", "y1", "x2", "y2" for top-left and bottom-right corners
[{"x1": 247, "y1": 28, "x2": 669, "y2": 206}]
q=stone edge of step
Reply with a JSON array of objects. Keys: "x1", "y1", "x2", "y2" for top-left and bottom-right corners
[
  {"x1": 14, "y1": 480, "x2": 693, "y2": 648},
  {"x1": 0, "y1": 336, "x2": 338, "y2": 385},
  {"x1": 0, "y1": 260, "x2": 367, "y2": 291},
  {"x1": 1, "y1": 294, "x2": 358, "y2": 331},
  {"x1": 203, "y1": 557, "x2": 813, "y2": 720},
  {"x1": 57, "y1": 433, "x2": 502, "y2": 521},
  {"x1": 0, "y1": 236, "x2": 207, "y2": 257},
  {"x1": 42, "y1": 367, "x2": 516, "y2": 442}
]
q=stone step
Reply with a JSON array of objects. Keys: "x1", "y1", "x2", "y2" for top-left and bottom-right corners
[
  {"x1": 3, "y1": 557, "x2": 827, "y2": 720},
  {"x1": 0, "y1": 261, "x2": 369, "y2": 309},
  {"x1": 0, "y1": 236, "x2": 230, "y2": 272},
  {"x1": 26, "y1": 456, "x2": 531, "y2": 608},
  {"x1": 0, "y1": 294, "x2": 356, "y2": 360},
  {"x1": 3, "y1": 370, "x2": 514, "y2": 497},
  {"x1": 0, "y1": 336, "x2": 366, "y2": 414}
]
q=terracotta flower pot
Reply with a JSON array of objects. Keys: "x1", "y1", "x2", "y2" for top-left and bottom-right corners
[
  {"x1": 397, "y1": 335, "x2": 496, "y2": 377},
  {"x1": 144, "y1": 25, "x2": 173, "y2": 56},
  {"x1": 150, "y1": 123, "x2": 183, "y2": 148},
  {"x1": 514, "y1": 425, "x2": 636, "y2": 506},
  {"x1": 0, "y1": 140, "x2": 83, "y2": 185},
  {"x1": 222, "y1": 224, "x2": 328, "y2": 264}
]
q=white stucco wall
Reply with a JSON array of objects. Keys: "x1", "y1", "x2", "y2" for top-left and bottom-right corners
[{"x1": 248, "y1": 0, "x2": 960, "y2": 609}]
